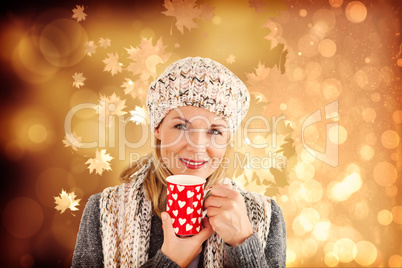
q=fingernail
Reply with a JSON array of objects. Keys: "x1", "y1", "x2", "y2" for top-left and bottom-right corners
[{"x1": 162, "y1": 213, "x2": 167, "y2": 220}]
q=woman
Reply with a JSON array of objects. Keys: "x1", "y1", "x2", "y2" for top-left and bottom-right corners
[{"x1": 72, "y1": 57, "x2": 286, "y2": 267}]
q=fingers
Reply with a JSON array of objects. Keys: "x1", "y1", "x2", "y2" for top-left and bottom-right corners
[
  {"x1": 196, "y1": 217, "x2": 214, "y2": 242},
  {"x1": 209, "y1": 181, "x2": 233, "y2": 198},
  {"x1": 161, "y1": 212, "x2": 175, "y2": 239}
]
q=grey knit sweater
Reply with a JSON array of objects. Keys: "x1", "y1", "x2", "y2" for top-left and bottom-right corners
[{"x1": 72, "y1": 193, "x2": 286, "y2": 267}]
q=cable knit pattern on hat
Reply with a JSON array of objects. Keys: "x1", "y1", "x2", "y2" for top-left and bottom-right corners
[{"x1": 146, "y1": 57, "x2": 250, "y2": 135}]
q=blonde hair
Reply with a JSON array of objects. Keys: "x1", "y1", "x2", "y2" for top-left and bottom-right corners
[{"x1": 120, "y1": 135, "x2": 233, "y2": 218}]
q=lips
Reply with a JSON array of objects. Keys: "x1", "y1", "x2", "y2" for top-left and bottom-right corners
[{"x1": 179, "y1": 158, "x2": 207, "y2": 169}]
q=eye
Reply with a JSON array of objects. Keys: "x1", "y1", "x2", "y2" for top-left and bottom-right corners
[
  {"x1": 174, "y1": 124, "x2": 188, "y2": 130},
  {"x1": 209, "y1": 129, "x2": 222, "y2": 135}
]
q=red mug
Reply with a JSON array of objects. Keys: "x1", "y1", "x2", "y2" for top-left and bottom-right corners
[{"x1": 166, "y1": 175, "x2": 210, "y2": 236}]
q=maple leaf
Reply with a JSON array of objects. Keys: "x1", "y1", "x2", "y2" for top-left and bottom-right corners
[
  {"x1": 226, "y1": 54, "x2": 236, "y2": 64},
  {"x1": 72, "y1": 72, "x2": 86, "y2": 88},
  {"x1": 54, "y1": 189, "x2": 80, "y2": 214},
  {"x1": 63, "y1": 133, "x2": 83, "y2": 151},
  {"x1": 129, "y1": 106, "x2": 147, "y2": 125},
  {"x1": 72, "y1": 5, "x2": 87, "y2": 22},
  {"x1": 162, "y1": 0, "x2": 202, "y2": 34},
  {"x1": 249, "y1": 0, "x2": 266, "y2": 13},
  {"x1": 121, "y1": 78, "x2": 149, "y2": 100},
  {"x1": 94, "y1": 93, "x2": 127, "y2": 127},
  {"x1": 103, "y1": 52, "x2": 123, "y2": 76},
  {"x1": 246, "y1": 62, "x2": 273, "y2": 91},
  {"x1": 121, "y1": 78, "x2": 135, "y2": 95},
  {"x1": 84, "y1": 41, "x2": 97, "y2": 56},
  {"x1": 85, "y1": 149, "x2": 113, "y2": 175},
  {"x1": 126, "y1": 37, "x2": 171, "y2": 81},
  {"x1": 98, "y1": 37, "x2": 111, "y2": 49},
  {"x1": 199, "y1": 3, "x2": 215, "y2": 20}
]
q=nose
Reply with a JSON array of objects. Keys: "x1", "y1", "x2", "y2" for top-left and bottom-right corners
[{"x1": 185, "y1": 129, "x2": 209, "y2": 152}]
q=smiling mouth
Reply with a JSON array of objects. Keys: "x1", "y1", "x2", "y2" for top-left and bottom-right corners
[{"x1": 179, "y1": 158, "x2": 207, "y2": 169}]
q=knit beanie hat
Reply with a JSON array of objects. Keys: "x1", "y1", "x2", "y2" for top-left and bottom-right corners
[{"x1": 146, "y1": 57, "x2": 250, "y2": 135}]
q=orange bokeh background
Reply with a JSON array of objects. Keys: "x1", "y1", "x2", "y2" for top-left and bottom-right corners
[{"x1": 0, "y1": 0, "x2": 401, "y2": 267}]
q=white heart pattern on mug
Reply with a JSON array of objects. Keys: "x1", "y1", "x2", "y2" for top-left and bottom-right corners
[
  {"x1": 179, "y1": 218, "x2": 186, "y2": 225},
  {"x1": 193, "y1": 201, "x2": 198, "y2": 207},
  {"x1": 178, "y1": 200, "x2": 186, "y2": 208},
  {"x1": 196, "y1": 194, "x2": 201, "y2": 200},
  {"x1": 174, "y1": 227, "x2": 179, "y2": 233},
  {"x1": 186, "y1": 224, "x2": 193, "y2": 231},
  {"x1": 168, "y1": 199, "x2": 173, "y2": 206},
  {"x1": 170, "y1": 185, "x2": 174, "y2": 191},
  {"x1": 197, "y1": 208, "x2": 201, "y2": 215},
  {"x1": 172, "y1": 194, "x2": 178, "y2": 200},
  {"x1": 172, "y1": 218, "x2": 175, "y2": 224},
  {"x1": 173, "y1": 210, "x2": 178, "y2": 217},
  {"x1": 196, "y1": 226, "x2": 200, "y2": 232},
  {"x1": 187, "y1": 190, "x2": 194, "y2": 198},
  {"x1": 177, "y1": 185, "x2": 185, "y2": 192},
  {"x1": 191, "y1": 218, "x2": 197, "y2": 224},
  {"x1": 187, "y1": 207, "x2": 194, "y2": 214},
  {"x1": 195, "y1": 186, "x2": 201, "y2": 192}
]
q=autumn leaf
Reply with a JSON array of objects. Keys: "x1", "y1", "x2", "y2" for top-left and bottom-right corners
[
  {"x1": 121, "y1": 78, "x2": 149, "y2": 101},
  {"x1": 162, "y1": 0, "x2": 201, "y2": 33},
  {"x1": 72, "y1": 5, "x2": 87, "y2": 22},
  {"x1": 129, "y1": 106, "x2": 147, "y2": 125},
  {"x1": 54, "y1": 189, "x2": 80, "y2": 214},
  {"x1": 103, "y1": 52, "x2": 123, "y2": 76},
  {"x1": 199, "y1": 3, "x2": 215, "y2": 20},
  {"x1": 72, "y1": 72, "x2": 86, "y2": 88},
  {"x1": 63, "y1": 133, "x2": 83, "y2": 151},
  {"x1": 85, "y1": 149, "x2": 113, "y2": 175},
  {"x1": 226, "y1": 54, "x2": 236, "y2": 64},
  {"x1": 94, "y1": 92, "x2": 127, "y2": 127},
  {"x1": 246, "y1": 62, "x2": 272, "y2": 90},
  {"x1": 84, "y1": 40, "x2": 97, "y2": 56},
  {"x1": 98, "y1": 37, "x2": 111, "y2": 49},
  {"x1": 121, "y1": 78, "x2": 134, "y2": 95},
  {"x1": 126, "y1": 37, "x2": 170, "y2": 81}
]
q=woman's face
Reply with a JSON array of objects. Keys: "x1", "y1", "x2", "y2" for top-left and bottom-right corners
[{"x1": 154, "y1": 106, "x2": 230, "y2": 179}]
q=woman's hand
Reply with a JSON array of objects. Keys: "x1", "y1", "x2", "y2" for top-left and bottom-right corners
[
  {"x1": 204, "y1": 182, "x2": 253, "y2": 247},
  {"x1": 161, "y1": 212, "x2": 214, "y2": 268}
]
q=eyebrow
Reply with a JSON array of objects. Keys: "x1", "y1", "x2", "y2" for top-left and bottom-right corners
[{"x1": 172, "y1": 117, "x2": 227, "y2": 128}]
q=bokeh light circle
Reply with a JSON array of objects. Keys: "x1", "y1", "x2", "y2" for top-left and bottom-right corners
[
  {"x1": 11, "y1": 34, "x2": 58, "y2": 84},
  {"x1": 319, "y1": 39, "x2": 337, "y2": 58},
  {"x1": 354, "y1": 66, "x2": 382, "y2": 91},
  {"x1": 39, "y1": 18, "x2": 87, "y2": 67},
  {"x1": 345, "y1": 1, "x2": 367, "y2": 23},
  {"x1": 295, "y1": 162, "x2": 315, "y2": 181},
  {"x1": 329, "y1": 0, "x2": 343, "y2": 8},
  {"x1": 373, "y1": 162, "x2": 397, "y2": 187},
  {"x1": 381, "y1": 130, "x2": 400, "y2": 149},
  {"x1": 389, "y1": 255, "x2": 402, "y2": 267},
  {"x1": 355, "y1": 241, "x2": 377, "y2": 266},
  {"x1": 392, "y1": 110, "x2": 402, "y2": 124},
  {"x1": 362, "y1": 108, "x2": 376, "y2": 123},
  {"x1": 298, "y1": 34, "x2": 319, "y2": 57},
  {"x1": 322, "y1": 78, "x2": 342, "y2": 101},
  {"x1": 377, "y1": 209, "x2": 393, "y2": 226},
  {"x1": 299, "y1": 9, "x2": 307, "y2": 17},
  {"x1": 325, "y1": 252, "x2": 339, "y2": 267},
  {"x1": 329, "y1": 125, "x2": 347, "y2": 144},
  {"x1": 2, "y1": 197, "x2": 44, "y2": 238},
  {"x1": 359, "y1": 145, "x2": 374, "y2": 160},
  {"x1": 312, "y1": 9, "x2": 336, "y2": 39},
  {"x1": 333, "y1": 238, "x2": 357, "y2": 263}
]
